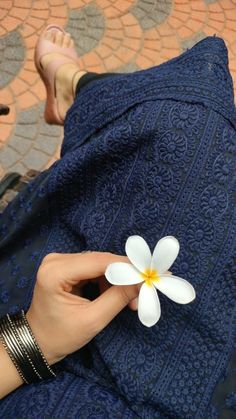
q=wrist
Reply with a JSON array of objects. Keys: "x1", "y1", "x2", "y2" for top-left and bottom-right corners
[
  {"x1": 0, "y1": 339, "x2": 24, "y2": 399},
  {"x1": 0, "y1": 311, "x2": 57, "y2": 385},
  {"x1": 25, "y1": 310, "x2": 63, "y2": 366}
]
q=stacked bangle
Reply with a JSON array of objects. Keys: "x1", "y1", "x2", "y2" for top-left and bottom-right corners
[{"x1": 0, "y1": 310, "x2": 56, "y2": 384}]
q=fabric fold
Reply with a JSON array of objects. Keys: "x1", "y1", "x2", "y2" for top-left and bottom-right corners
[{"x1": 62, "y1": 36, "x2": 236, "y2": 156}]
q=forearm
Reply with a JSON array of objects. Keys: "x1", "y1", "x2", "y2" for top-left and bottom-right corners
[{"x1": 0, "y1": 340, "x2": 24, "y2": 399}]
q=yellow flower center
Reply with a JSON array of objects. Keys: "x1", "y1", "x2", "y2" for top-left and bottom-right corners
[{"x1": 141, "y1": 268, "x2": 160, "y2": 286}]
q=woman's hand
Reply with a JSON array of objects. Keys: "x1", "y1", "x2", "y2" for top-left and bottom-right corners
[{"x1": 26, "y1": 252, "x2": 140, "y2": 366}]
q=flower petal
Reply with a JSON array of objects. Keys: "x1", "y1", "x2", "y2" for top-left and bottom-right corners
[
  {"x1": 154, "y1": 274, "x2": 196, "y2": 304},
  {"x1": 138, "y1": 282, "x2": 161, "y2": 327},
  {"x1": 151, "y1": 236, "x2": 180, "y2": 274},
  {"x1": 125, "y1": 235, "x2": 151, "y2": 273},
  {"x1": 105, "y1": 262, "x2": 143, "y2": 285}
]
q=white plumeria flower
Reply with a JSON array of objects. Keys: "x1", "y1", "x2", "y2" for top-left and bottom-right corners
[{"x1": 105, "y1": 236, "x2": 196, "y2": 327}]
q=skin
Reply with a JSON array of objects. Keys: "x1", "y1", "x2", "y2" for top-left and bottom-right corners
[
  {"x1": 40, "y1": 29, "x2": 86, "y2": 123},
  {"x1": 0, "y1": 251, "x2": 140, "y2": 399}
]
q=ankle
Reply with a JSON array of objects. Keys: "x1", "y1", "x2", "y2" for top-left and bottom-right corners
[
  {"x1": 55, "y1": 64, "x2": 81, "y2": 97},
  {"x1": 57, "y1": 64, "x2": 86, "y2": 98},
  {"x1": 72, "y1": 70, "x2": 86, "y2": 98}
]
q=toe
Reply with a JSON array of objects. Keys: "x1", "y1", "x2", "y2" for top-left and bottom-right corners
[
  {"x1": 45, "y1": 30, "x2": 52, "y2": 41},
  {"x1": 63, "y1": 33, "x2": 71, "y2": 48},
  {"x1": 47, "y1": 29, "x2": 56, "y2": 43},
  {"x1": 70, "y1": 38, "x2": 75, "y2": 48},
  {"x1": 55, "y1": 30, "x2": 63, "y2": 47},
  {"x1": 51, "y1": 31, "x2": 57, "y2": 43}
]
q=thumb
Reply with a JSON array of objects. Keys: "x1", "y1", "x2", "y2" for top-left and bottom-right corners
[{"x1": 89, "y1": 283, "x2": 140, "y2": 332}]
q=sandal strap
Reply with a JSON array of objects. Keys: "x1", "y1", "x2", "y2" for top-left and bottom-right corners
[
  {"x1": 34, "y1": 25, "x2": 78, "y2": 73},
  {"x1": 40, "y1": 57, "x2": 79, "y2": 101}
]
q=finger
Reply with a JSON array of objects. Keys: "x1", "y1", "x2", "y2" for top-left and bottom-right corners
[
  {"x1": 98, "y1": 276, "x2": 110, "y2": 294},
  {"x1": 57, "y1": 252, "x2": 129, "y2": 285},
  {"x1": 89, "y1": 283, "x2": 141, "y2": 332},
  {"x1": 128, "y1": 297, "x2": 138, "y2": 311}
]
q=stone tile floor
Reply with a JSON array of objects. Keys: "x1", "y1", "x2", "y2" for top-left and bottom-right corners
[{"x1": 0, "y1": 0, "x2": 236, "y2": 178}]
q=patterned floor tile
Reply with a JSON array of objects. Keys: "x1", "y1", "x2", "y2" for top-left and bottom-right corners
[
  {"x1": 131, "y1": 0, "x2": 172, "y2": 29},
  {"x1": 66, "y1": 5, "x2": 105, "y2": 55},
  {"x1": 0, "y1": 0, "x2": 236, "y2": 176},
  {"x1": 0, "y1": 31, "x2": 25, "y2": 88}
]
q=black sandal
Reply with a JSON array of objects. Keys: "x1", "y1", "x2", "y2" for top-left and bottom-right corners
[{"x1": 0, "y1": 104, "x2": 10, "y2": 116}]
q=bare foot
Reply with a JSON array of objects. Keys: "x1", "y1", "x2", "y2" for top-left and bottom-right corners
[{"x1": 39, "y1": 29, "x2": 86, "y2": 124}]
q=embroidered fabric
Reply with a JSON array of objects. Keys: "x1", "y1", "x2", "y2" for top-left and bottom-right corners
[{"x1": 0, "y1": 36, "x2": 235, "y2": 418}]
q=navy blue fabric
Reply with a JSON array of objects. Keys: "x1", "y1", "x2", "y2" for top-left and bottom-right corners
[{"x1": 0, "y1": 36, "x2": 235, "y2": 418}]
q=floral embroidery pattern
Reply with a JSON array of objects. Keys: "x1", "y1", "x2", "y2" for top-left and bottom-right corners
[
  {"x1": 186, "y1": 218, "x2": 215, "y2": 251},
  {"x1": 157, "y1": 130, "x2": 187, "y2": 163},
  {"x1": 201, "y1": 185, "x2": 228, "y2": 218},
  {"x1": 213, "y1": 155, "x2": 234, "y2": 185},
  {"x1": 169, "y1": 103, "x2": 199, "y2": 129},
  {"x1": 146, "y1": 165, "x2": 173, "y2": 196}
]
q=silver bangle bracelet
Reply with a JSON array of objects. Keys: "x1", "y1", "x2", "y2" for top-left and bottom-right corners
[{"x1": 0, "y1": 310, "x2": 56, "y2": 384}]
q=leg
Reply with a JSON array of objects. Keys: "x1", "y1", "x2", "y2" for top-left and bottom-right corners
[
  {"x1": 75, "y1": 71, "x2": 120, "y2": 96},
  {"x1": 35, "y1": 26, "x2": 120, "y2": 126},
  {"x1": 35, "y1": 26, "x2": 86, "y2": 125}
]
